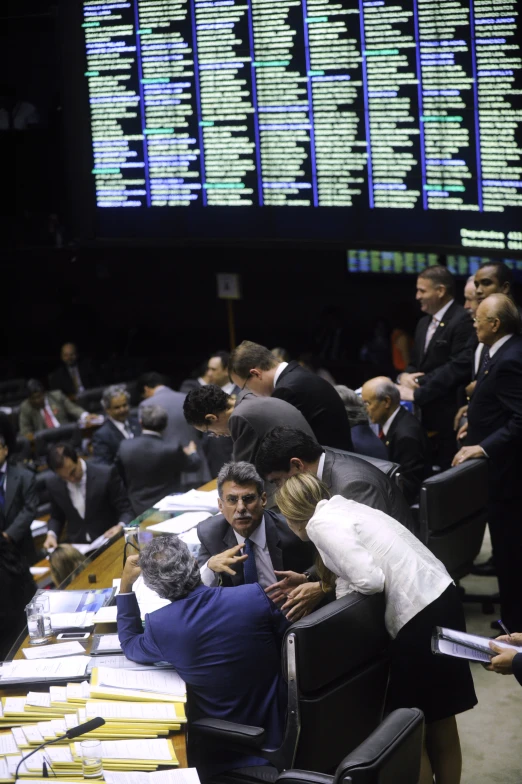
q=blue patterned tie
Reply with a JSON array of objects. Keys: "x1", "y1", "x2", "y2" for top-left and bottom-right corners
[{"x1": 242, "y1": 538, "x2": 259, "y2": 584}]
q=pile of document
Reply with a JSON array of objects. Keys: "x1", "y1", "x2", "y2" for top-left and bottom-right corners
[
  {"x1": 147, "y1": 511, "x2": 211, "y2": 536},
  {"x1": 154, "y1": 489, "x2": 219, "y2": 514},
  {"x1": 90, "y1": 667, "x2": 186, "y2": 703},
  {"x1": 0, "y1": 770, "x2": 199, "y2": 784}
]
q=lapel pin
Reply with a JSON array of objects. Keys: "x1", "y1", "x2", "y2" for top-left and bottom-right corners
[{"x1": 439, "y1": 322, "x2": 444, "y2": 327}]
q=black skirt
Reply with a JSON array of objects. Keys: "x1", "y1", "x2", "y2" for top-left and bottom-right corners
[{"x1": 386, "y1": 583, "x2": 478, "y2": 724}]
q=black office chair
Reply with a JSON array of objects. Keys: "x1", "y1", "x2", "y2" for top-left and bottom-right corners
[
  {"x1": 35, "y1": 469, "x2": 54, "y2": 516},
  {"x1": 191, "y1": 592, "x2": 391, "y2": 783},
  {"x1": 75, "y1": 386, "x2": 106, "y2": 413},
  {"x1": 0, "y1": 379, "x2": 27, "y2": 406},
  {"x1": 34, "y1": 424, "x2": 82, "y2": 459},
  {"x1": 275, "y1": 709, "x2": 424, "y2": 784}
]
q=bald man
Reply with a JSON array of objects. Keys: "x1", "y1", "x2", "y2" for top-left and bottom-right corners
[
  {"x1": 362, "y1": 377, "x2": 429, "y2": 504},
  {"x1": 453, "y1": 294, "x2": 522, "y2": 630}
]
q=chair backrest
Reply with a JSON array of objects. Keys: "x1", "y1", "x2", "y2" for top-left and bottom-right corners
[
  {"x1": 75, "y1": 386, "x2": 106, "y2": 413},
  {"x1": 418, "y1": 459, "x2": 488, "y2": 579},
  {"x1": 282, "y1": 593, "x2": 390, "y2": 773},
  {"x1": 34, "y1": 424, "x2": 82, "y2": 458},
  {"x1": 344, "y1": 452, "x2": 401, "y2": 488},
  {"x1": 335, "y1": 708, "x2": 424, "y2": 784},
  {"x1": 35, "y1": 469, "x2": 54, "y2": 516}
]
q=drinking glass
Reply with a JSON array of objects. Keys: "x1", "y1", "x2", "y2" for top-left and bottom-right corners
[
  {"x1": 25, "y1": 602, "x2": 48, "y2": 645},
  {"x1": 80, "y1": 740, "x2": 103, "y2": 779}
]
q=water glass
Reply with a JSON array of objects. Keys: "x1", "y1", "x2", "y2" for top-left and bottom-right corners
[
  {"x1": 25, "y1": 603, "x2": 48, "y2": 645},
  {"x1": 34, "y1": 593, "x2": 52, "y2": 637},
  {"x1": 80, "y1": 740, "x2": 103, "y2": 779}
]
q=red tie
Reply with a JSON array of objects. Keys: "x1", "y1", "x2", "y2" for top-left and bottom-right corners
[
  {"x1": 43, "y1": 407, "x2": 56, "y2": 429},
  {"x1": 378, "y1": 426, "x2": 385, "y2": 440}
]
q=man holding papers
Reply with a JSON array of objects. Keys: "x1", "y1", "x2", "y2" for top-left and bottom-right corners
[{"x1": 116, "y1": 535, "x2": 288, "y2": 779}]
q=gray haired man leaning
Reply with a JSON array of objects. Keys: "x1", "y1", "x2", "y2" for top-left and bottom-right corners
[
  {"x1": 196, "y1": 461, "x2": 321, "y2": 621},
  {"x1": 117, "y1": 405, "x2": 199, "y2": 515},
  {"x1": 92, "y1": 384, "x2": 141, "y2": 465}
]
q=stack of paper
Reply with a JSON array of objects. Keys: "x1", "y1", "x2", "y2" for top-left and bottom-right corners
[
  {"x1": 0, "y1": 657, "x2": 89, "y2": 686},
  {"x1": 50, "y1": 612, "x2": 95, "y2": 631},
  {"x1": 92, "y1": 606, "x2": 118, "y2": 624},
  {"x1": 71, "y1": 738, "x2": 178, "y2": 770},
  {"x1": 104, "y1": 769, "x2": 201, "y2": 784},
  {"x1": 154, "y1": 489, "x2": 219, "y2": 514},
  {"x1": 147, "y1": 511, "x2": 211, "y2": 535},
  {"x1": 22, "y1": 643, "x2": 86, "y2": 661},
  {"x1": 90, "y1": 667, "x2": 186, "y2": 703}
]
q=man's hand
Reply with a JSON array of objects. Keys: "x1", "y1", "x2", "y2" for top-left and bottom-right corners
[
  {"x1": 208, "y1": 544, "x2": 248, "y2": 576},
  {"x1": 465, "y1": 380, "x2": 477, "y2": 399},
  {"x1": 452, "y1": 445, "x2": 486, "y2": 466},
  {"x1": 397, "y1": 384, "x2": 415, "y2": 403},
  {"x1": 456, "y1": 421, "x2": 468, "y2": 442},
  {"x1": 1, "y1": 532, "x2": 10, "y2": 542},
  {"x1": 183, "y1": 440, "x2": 197, "y2": 456},
  {"x1": 121, "y1": 554, "x2": 142, "y2": 593},
  {"x1": 398, "y1": 372, "x2": 424, "y2": 390},
  {"x1": 281, "y1": 582, "x2": 324, "y2": 622},
  {"x1": 486, "y1": 642, "x2": 520, "y2": 674},
  {"x1": 454, "y1": 405, "x2": 468, "y2": 431},
  {"x1": 43, "y1": 532, "x2": 58, "y2": 550},
  {"x1": 497, "y1": 633, "x2": 522, "y2": 646},
  {"x1": 265, "y1": 571, "x2": 307, "y2": 604},
  {"x1": 104, "y1": 524, "x2": 124, "y2": 539}
]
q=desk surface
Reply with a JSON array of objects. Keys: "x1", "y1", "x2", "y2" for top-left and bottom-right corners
[{"x1": 0, "y1": 483, "x2": 222, "y2": 769}]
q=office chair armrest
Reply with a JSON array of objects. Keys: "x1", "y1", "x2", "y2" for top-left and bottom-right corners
[
  {"x1": 191, "y1": 719, "x2": 266, "y2": 748},
  {"x1": 276, "y1": 771, "x2": 334, "y2": 784}
]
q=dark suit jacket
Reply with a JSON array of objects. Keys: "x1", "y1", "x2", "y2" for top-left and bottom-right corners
[
  {"x1": 46, "y1": 461, "x2": 133, "y2": 543},
  {"x1": 406, "y1": 302, "x2": 474, "y2": 431},
  {"x1": 383, "y1": 406, "x2": 429, "y2": 505},
  {"x1": 117, "y1": 585, "x2": 288, "y2": 777},
  {"x1": 467, "y1": 336, "x2": 522, "y2": 500},
  {"x1": 48, "y1": 360, "x2": 99, "y2": 397},
  {"x1": 350, "y1": 424, "x2": 388, "y2": 461},
  {"x1": 513, "y1": 653, "x2": 522, "y2": 688},
  {"x1": 322, "y1": 447, "x2": 413, "y2": 530},
  {"x1": 92, "y1": 417, "x2": 141, "y2": 466},
  {"x1": 118, "y1": 433, "x2": 201, "y2": 515},
  {"x1": 230, "y1": 391, "x2": 316, "y2": 464},
  {"x1": 0, "y1": 464, "x2": 38, "y2": 563},
  {"x1": 272, "y1": 362, "x2": 353, "y2": 451},
  {"x1": 197, "y1": 508, "x2": 317, "y2": 586}
]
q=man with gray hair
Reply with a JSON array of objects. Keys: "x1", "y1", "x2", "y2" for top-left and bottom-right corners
[
  {"x1": 92, "y1": 385, "x2": 140, "y2": 465},
  {"x1": 197, "y1": 461, "x2": 320, "y2": 620},
  {"x1": 361, "y1": 377, "x2": 429, "y2": 504},
  {"x1": 117, "y1": 405, "x2": 199, "y2": 515},
  {"x1": 117, "y1": 535, "x2": 288, "y2": 778}
]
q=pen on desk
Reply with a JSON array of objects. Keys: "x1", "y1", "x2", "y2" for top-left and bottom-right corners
[{"x1": 498, "y1": 620, "x2": 512, "y2": 638}]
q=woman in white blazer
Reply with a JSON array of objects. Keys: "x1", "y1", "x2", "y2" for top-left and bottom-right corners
[{"x1": 276, "y1": 473, "x2": 477, "y2": 784}]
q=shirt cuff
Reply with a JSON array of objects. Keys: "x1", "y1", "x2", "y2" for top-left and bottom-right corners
[
  {"x1": 200, "y1": 560, "x2": 218, "y2": 587},
  {"x1": 479, "y1": 446, "x2": 489, "y2": 458}
]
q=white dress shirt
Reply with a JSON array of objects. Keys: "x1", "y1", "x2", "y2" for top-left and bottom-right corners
[
  {"x1": 66, "y1": 458, "x2": 88, "y2": 521},
  {"x1": 109, "y1": 417, "x2": 134, "y2": 439},
  {"x1": 382, "y1": 406, "x2": 401, "y2": 437},
  {"x1": 221, "y1": 381, "x2": 237, "y2": 395},
  {"x1": 41, "y1": 398, "x2": 61, "y2": 428},
  {"x1": 316, "y1": 451, "x2": 326, "y2": 480},
  {"x1": 141, "y1": 429, "x2": 161, "y2": 438},
  {"x1": 200, "y1": 515, "x2": 277, "y2": 589},
  {"x1": 307, "y1": 496, "x2": 452, "y2": 639},
  {"x1": 273, "y1": 362, "x2": 289, "y2": 388},
  {"x1": 424, "y1": 299, "x2": 454, "y2": 352},
  {"x1": 474, "y1": 334, "x2": 513, "y2": 375}
]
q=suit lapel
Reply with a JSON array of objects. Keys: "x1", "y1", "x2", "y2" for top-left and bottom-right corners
[
  {"x1": 385, "y1": 407, "x2": 404, "y2": 448},
  {"x1": 4, "y1": 467, "x2": 18, "y2": 517},
  {"x1": 321, "y1": 449, "x2": 334, "y2": 491},
  {"x1": 475, "y1": 338, "x2": 513, "y2": 387},
  {"x1": 85, "y1": 464, "x2": 95, "y2": 519},
  {"x1": 265, "y1": 513, "x2": 283, "y2": 572}
]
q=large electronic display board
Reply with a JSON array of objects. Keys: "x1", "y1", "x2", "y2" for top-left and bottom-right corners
[{"x1": 77, "y1": 0, "x2": 522, "y2": 249}]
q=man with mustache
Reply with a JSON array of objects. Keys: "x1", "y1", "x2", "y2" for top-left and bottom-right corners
[{"x1": 197, "y1": 461, "x2": 320, "y2": 620}]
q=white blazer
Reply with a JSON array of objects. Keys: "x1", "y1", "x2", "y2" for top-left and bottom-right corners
[{"x1": 307, "y1": 496, "x2": 453, "y2": 638}]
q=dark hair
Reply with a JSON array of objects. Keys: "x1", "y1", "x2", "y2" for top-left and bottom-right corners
[
  {"x1": 138, "y1": 372, "x2": 166, "y2": 394},
  {"x1": 418, "y1": 265, "x2": 455, "y2": 297},
  {"x1": 27, "y1": 379, "x2": 44, "y2": 395},
  {"x1": 183, "y1": 385, "x2": 230, "y2": 427},
  {"x1": 229, "y1": 341, "x2": 278, "y2": 379},
  {"x1": 477, "y1": 261, "x2": 513, "y2": 289},
  {"x1": 255, "y1": 427, "x2": 323, "y2": 478},
  {"x1": 210, "y1": 350, "x2": 230, "y2": 368},
  {"x1": 49, "y1": 545, "x2": 85, "y2": 587},
  {"x1": 48, "y1": 442, "x2": 79, "y2": 471}
]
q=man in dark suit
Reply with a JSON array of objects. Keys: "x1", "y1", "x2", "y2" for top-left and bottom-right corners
[
  {"x1": 453, "y1": 294, "x2": 522, "y2": 630},
  {"x1": 397, "y1": 266, "x2": 473, "y2": 469},
  {"x1": 229, "y1": 341, "x2": 353, "y2": 451},
  {"x1": 92, "y1": 385, "x2": 141, "y2": 466},
  {"x1": 118, "y1": 405, "x2": 200, "y2": 515},
  {"x1": 0, "y1": 435, "x2": 38, "y2": 563},
  {"x1": 48, "y1": 342, "x2": 98, "y2": 397},
  {"x1": 117, "y1": 535, "x2": 288, "y2": 779},
  {"x1": 42, "y1": 443, "x2": 133, "y2": 549},
  {"x1": 197, "y1": 461, "x2": 321, "y2": 620},
  {"x1": 362, "y1": 377, "x2": 429, "y2": 504},
  {"x1": 183, "y1": 385, "x2": 316, "y2": 463}
]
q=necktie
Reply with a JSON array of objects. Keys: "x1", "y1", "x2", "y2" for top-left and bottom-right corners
[
  {"x1": 378, "y1": 426, "x2": 385, "y2": 440},
  {"x1": 43, "y1": 406, "x2": 56, "y2": 429},
  {"x1": 424, "y1": 317, "x2": 438, "y2": 353},
  {"x1": 242, "y1": 538, "x2": 259, "y2": 584},
  {"x1": 476, "y1": 346, "x2": 491, "y2": 380},
  {"x1": 0, "y1": 474, "x2": 5, "y2": 510}
]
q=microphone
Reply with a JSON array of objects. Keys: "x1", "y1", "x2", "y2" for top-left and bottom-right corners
[{"x1": 14, "y1": 717, "x2": 106, "y2": 781}]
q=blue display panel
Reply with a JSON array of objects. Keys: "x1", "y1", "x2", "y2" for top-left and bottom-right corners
[{"x1": 81, "y1": 0, "x2": 522, "y2": 249}]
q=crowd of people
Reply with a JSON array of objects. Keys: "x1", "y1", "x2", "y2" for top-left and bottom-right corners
[{"x1": 1, "y1": 261, "x2": 521, "y2": 783}]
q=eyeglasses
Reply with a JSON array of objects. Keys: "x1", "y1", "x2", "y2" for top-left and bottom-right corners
[
  {"x1": 472, "y1": 316, "x2": 497, "y2": 324},
  {"x1": 222, "y1": 493, "x2": 259, "y2": 507}
]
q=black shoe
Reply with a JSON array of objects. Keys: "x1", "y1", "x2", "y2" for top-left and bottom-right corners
[{"x1": 471, "y1": 557, "x2": 497, "y2": 577}]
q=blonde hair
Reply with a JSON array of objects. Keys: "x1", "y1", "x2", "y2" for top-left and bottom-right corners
[{"x1": 49, "y1": 545, "x2": 85, "y2": 587}]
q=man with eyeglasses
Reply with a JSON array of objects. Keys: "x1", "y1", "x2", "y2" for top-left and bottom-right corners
[{"x1": 197, "y1": 461, "x2": 322, "y2": 620}]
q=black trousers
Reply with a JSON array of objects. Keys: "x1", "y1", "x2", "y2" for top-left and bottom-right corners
[{"x1": 488, "y1": 498, "x2": 522, "y2": 631}]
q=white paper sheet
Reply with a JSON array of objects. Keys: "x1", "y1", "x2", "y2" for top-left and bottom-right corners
[
  {"x1": 0, "y1": 656, "x2": 89, "y2": 682},
  {"x1": 25, "y1": 692, "x2": 52, "y2": 708},
  {"x1": 50, "y1": 611, "x2": 95, "y2": 630},
  {"x1": 85, "y1": 702, "x2": 178, "y2": 720},
  {"x1": 93, "y1": 605, "x2": 118, "y2": 623},
  {"x1": 23, "y1": 642, "x2": 86, "y2": 660},
  {"x1": 154, "y1": 488, "x2": 219, "y2": 513},
  {"x1": 0, "y1": 733, "x2": 19, "y2": 755},
  {"x1": 133, "y1": 575, "x2": 170, "y2": 617},
  {"x1": 73, "y1": 737, "x2": 173, "y2": 761},
  {"x1": 30, "y1": 566, "x2": 50, "y2": 576},
  {"x1": 147, "y1": 511, "x2": 211, "y2": 535},
  {"x1": 95, "y1": 634, "x2": 122, "y2": 652},
  {"x1": 103, "y1": 769, "x2": 201, "y2": 784},
  {"x1": 439, "y1": 627, "x2": 522, "y2": 654},
  {"x1": 97, "y1": 666, "x2": 186, "y2": 697}
]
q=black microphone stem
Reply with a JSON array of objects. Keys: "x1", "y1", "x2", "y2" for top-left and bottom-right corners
[{"x1": 14, "y1": 733, "x2": 67, "y2": 782}]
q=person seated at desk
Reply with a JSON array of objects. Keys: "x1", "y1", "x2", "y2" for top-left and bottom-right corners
[
  {"x1": 18, "y1": 379, "x2": 94, "y2": 438},
  {"x1": 0, "y1": 432, "x2": 38, "y2": 564},
  {"x1": 197, "y1": 461, "x2": 322, "y2": 620},
  {"x1": 117, "y1": 405, "x2": 199, "y2": 516},
  {"x1": 49, "y1": 544, "x2": 85, "y2": 587},
  {"x1": 42, "y1": 443, "x2": 133, "y2": 549},
  {"x1": 334, "y1": 385, "x2": 388, "y2": 461},
  {"x1": 92, "y1": 385, "x2": 141, "y2": 466},
  {"x1": 48, "y1": 342, "x2": 99, "y2": 398},
  {"x1": 117, "y1": 535, "x2": 288, "y2": 779}
]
